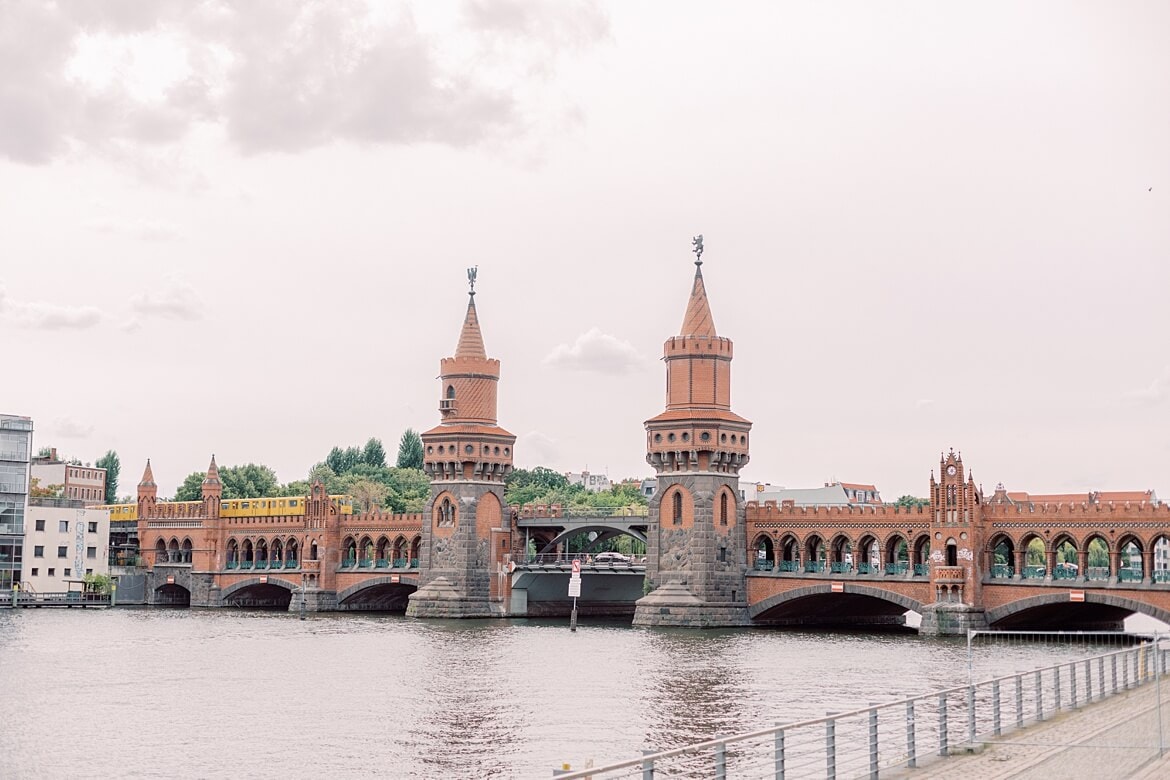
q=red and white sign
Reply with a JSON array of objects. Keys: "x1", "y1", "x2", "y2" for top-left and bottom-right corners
[
  {"x1": 259, "y1": 575, "x2": 267, "y2": 584},
  {"x1": 1070, "y1": 590, "x2": 1085, "y2": 602},
  {"x1": 831, "y1": 581, "x2": 844, "y2": 593},
  {"x1": 391, "y1": 575, "x2": 400, "y2": 584},
  {"x1": 571, "y1": 559, "x2": 582, "y2": 575},
  {"x1": 166, "y1": 576, "x2": 174, "y2": 584}
]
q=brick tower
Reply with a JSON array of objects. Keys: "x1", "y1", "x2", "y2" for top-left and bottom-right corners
[
  {"x1": 136, "y1": 459, "x2": 157, "y2": 516},
  {"x1": 919, "y1": 449, "x2": 989, "y2": 634},
  {"x1": 633, "y1": 237, "x2": 753, "y2": 627},
  {"x1": 407, "y1": 268, "x2": 516, "y2": 619}
]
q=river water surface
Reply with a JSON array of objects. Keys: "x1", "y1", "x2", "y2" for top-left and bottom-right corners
[{"x1": 0, "y1": 609, "x2": 1140, "y2": 778}]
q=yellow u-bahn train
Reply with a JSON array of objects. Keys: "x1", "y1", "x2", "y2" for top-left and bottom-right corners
[{"x1": 96, "y1": 495, "x2": 354, "y2": 521}]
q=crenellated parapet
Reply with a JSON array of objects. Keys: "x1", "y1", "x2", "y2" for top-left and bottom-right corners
[
  {"x1": 339, "y1": 510, "x2": 424, "y2": 534},
  {"x1": 983, "y1": 501, "x2": 1170, "y2": 519}
]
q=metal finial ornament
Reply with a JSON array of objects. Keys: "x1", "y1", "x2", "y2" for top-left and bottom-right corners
[
  {"x1": 467, "y1": 266, "x2": 478, "y2": 297},
  {"x1": 691, "y1": 235, "x2": 704, "y2": 267}
]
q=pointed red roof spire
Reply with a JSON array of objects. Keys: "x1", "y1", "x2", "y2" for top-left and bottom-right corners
[
  {"x1": 139, "y1": 459, "x2": 156, "y2": 487},
  {"x1": 454, "y1": 266, "x2": 488, "y2": 359},
  {"x1": 680, "y1": 234, "x2": 717, "y2": 337},
  {"x1": 203, "y1": 454, "x2": 220, "y2": 485}
]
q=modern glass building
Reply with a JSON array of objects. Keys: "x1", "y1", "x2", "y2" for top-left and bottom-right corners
[{"x1": 1, "y1": 414, "x2": 33, "y2": 591}]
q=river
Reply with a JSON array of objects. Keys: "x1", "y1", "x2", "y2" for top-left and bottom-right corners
[{"x1": 0, "y1": 608, "x2": 1149, "y2": 778}]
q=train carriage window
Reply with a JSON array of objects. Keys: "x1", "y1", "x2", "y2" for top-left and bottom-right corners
[
  {"x1": 289, "y1": 500, "x2": 298, "y2": 507},
  {"x1": 241, "y1": 501, "x2": 249, "y2": 508}
]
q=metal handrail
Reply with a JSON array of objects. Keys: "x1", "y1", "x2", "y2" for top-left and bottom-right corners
[{"x1": 552, "y1": 639, "x2": 1167, "y2": 779}]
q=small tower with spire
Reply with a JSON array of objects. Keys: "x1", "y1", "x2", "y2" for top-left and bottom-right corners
[
  {"x1": 201, "y1": 455, "x2": 222, "y2": 514},
  {"x1": 407, "y1": 268, "x2": 516, "y2": 619},
  {"x1": 137, "y1": 459, "x2": 158, "y2": 516},
  {"x1": 634, "y1": 237, "x2": 753, "y2": 627}
]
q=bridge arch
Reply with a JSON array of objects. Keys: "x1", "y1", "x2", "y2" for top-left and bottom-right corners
[
  {"x1": 220, "y1": 577, "x2": 298, "y2": 601},
  {"x1": 749, "y1": 583, "x2": 924, "y2": 621},
  {"x1": 987, "y1": 592, "x2": 1170, "y2": 629},
  {"x1": 538, "y1": 524, "x2": 648, "y2": 552},
  {"x1": 337, "y1": 576, "x2": 418, "y2": 611}
]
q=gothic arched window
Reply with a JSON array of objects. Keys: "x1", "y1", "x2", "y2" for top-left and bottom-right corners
[
  {"x1": 672, "y1": 491, "x2": 683, "y2": 526},
  {"x1": 438, "y1": 497, "x2": 456, "y2": 527},
  {"x1": 719, "y1": 492, "x2": 729, "y2": 526}
]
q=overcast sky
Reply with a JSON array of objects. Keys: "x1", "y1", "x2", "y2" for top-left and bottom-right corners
[{"x1": 2, "y1": 1, "x2": 1167, "y2": 501}]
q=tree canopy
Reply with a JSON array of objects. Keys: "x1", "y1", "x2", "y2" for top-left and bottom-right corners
[
  {"x1": 396, "y1": 429, "x2": 423, "y2": 470},
  {"x1": 892, "y1": 495, "x2": 930, "y2": 508},
  {"x1": 95, "y1": 450, "x2": 120, "y2": 503},
  {"x1": 173, "y1": 463, "x2": 280, "y2": 501},
  {"x1": 505, "y1": 467, "x2": 647, "y2": 511}
]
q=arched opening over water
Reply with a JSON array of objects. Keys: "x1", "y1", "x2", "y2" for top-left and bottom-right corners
[
  {"x1": 221, "y1": 581, "x2": 294, "y2": 610},
  {"x1": 750, "y1": 585, "x2": 922, "y2": 631},
  {"x1": 337, "y1": 580, "x2": 418, "y2": 611},
  {"x1": 987, "y1": 592, "x2": 1170, "y2": 631},
  {"x1": 154, "y1": 583, "x2": 190, "y2": 607}
]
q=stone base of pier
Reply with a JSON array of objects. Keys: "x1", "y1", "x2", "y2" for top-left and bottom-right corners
[
  {"x1": 631, "y1": 583, "x2": 751, "y2": 628},
  {"x1": 405, "y1": 576, "x2": 495, "y2": 619},
  {"x1": 918, "y1": 602, "x2": 987, "y2": 635}
]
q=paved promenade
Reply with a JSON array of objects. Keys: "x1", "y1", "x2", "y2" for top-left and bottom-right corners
[{"x1": 892, "y1": 679, "x2": 1170, "y2": 779}]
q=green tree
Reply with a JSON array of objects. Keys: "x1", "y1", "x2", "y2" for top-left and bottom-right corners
[
  {"x1": 173, "y1": 471, "x2": 205, "y2": 501},
  {"x1": 396, "y1": 429, "x2": 424, "y2": 470},
  {"x1": 893, "y1": 495, "x2": 931, "y2": 509},
  {"x1": 83, "y1": 572, "x2": 113, "y2": 594},
  {"x1": 362, "y1": 437, "x2": 387, "y2": 468},
  {"x1": 505, "y1": 466, "x2": 571, "y2": 505},
  {"x1": 95, "y1": 450, "x2": 120, "y2": 503},
  {"x1": 325, "y1": 446, "x2": 363, "y2": 475},
  {"x1": 336, "y1": 476, "x2": 389, "y2": 512},
  {"x1": 219, "y1": 463, "x2": 280, "y2": 498}
]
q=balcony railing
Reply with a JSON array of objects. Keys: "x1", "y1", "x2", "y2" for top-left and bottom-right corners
[
  {"x1": 803, "y1": 561, "x2": 825, "y2": 573},
  {"x1": 753, "y1": 560, "x2": 774, "y2": 571},
  {"x1": 1022, "y1": 566, "x2": 1045, "y2": 579},
  {"x1": 1118, "y1": 568, "x2": 1142, "y2": 582},
  {"x1": 884, "y1": 562, "x2": 908, "y2": 575},
  {"x1": 990, "y1": 564, "x2": 1014, "y2": 579}
]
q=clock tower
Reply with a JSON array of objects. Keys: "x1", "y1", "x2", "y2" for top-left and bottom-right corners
[{"x1": 920, "y1": 449, "x2": 988, "y2": 634}]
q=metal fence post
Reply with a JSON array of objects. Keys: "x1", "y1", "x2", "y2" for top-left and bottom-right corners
[
  {"x1": 869, "y1": 705, "x2": 879, "y2": 780},
  {"x1": 938, "y1": 693, "x2": 949, "y2": 756},
  {"x1": 906, "y1": 699, "x2": 917, "y2": 769},
  {"x1": 1112, "y1": 654, "x2": 1119, "y2": 694},
  {"x1": 967, "y1": 685, "x2": 976, "y2": 745},
  {"x1": 1015, "y1": 674, "x2": 1024, "y2": 729},
  {"x1": 992, "y1": 680, "x2": 1002, "y2": 736},
  {"x1": 826, "y1": 713, "x2": 837, "y2": 780},
  {"x1": 1123, "y1": 652, "x2": 1130, "y2": 690},
  {"x1": 1054, "y1": 665, "x2": 1062, "y2": 712},
  {"x1": 714, "y1": 738, "x2": 726, "y2": 779},
  {"x1": 1035, "y1": 670, "x2": 1044, "y2": 722},
  {"x1": 1085, "y1": 659, "x2": 1093, "y2": 703},
  {"x1": 642, "y1": 750, "x2": 654, "y2": 780},
  {"x1": 1070, "y1": 662, "x2": 1078, "y2": 708},
  {"x1": 774, "y1": 726, "x2": 785, "y2": 780}
]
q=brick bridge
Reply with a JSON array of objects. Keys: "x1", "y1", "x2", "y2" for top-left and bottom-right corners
[{"x1": 119, "y1": 257, "x2": 1167, "y2": 634}]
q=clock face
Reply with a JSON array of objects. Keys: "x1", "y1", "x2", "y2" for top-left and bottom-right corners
[{"x1": 947, "y1": 465, "x2": 957, "y2": 476}]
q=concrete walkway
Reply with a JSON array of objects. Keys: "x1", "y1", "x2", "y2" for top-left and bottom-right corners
[{"x1": 890, "y1": 679, "x2": 1170, "y2": 779}]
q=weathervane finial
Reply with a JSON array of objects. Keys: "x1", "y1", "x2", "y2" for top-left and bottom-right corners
[
  {"x1": 691, "y1": 234, "x2": 704, "y2": 267},
  {"x1": 467, "y1": 266, "x2": 478, "y2": 297}
]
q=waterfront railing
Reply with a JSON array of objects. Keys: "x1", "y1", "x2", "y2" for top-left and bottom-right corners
[{"x1": 552, "y1": 638, "x2": 1168, "y2": 778}]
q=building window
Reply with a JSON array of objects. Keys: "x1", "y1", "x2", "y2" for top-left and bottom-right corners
[
  {"x1": 87, "y1": 547, "x2": 96, "y2": 559},
  {"x1": 34, "y1": 545, "x2": 44, "y2": 557},
  {"x1": 35, "y1": 519, "x2": 44, "y2": 532},
  {"x1": 64, "y1": 568, "x2": 71, "y2": 577},
  {"x1": 57, "y1": 546, "x2": 68, "y2": 558},
  {"x1": 437, "y1": 497, "x2": 456, "y2": 527},
  {"x1": 672, "y1": 491, "x2": 683, "y2": 525},
  {"x1": 59, "y1": 520, "x2": 69, "y2": 533},
  {"x1": 88, "y1": 522, "x2": 98, "y2": 533},
  {"x1": 48, "y1": 568, "x2": 55, "y2": 576},
  {"x1": 720, "y1": 493, "x2": 729, "y2": 526},
  {"x1": 719, "y1": 546, "x2": 727, "y2": 563},
  {"x1": 85, "y1": 568, "x2": 92, "y2": 575},
  {"x1": 31, "y1": 568, "x2": 38, "y2": 576}
]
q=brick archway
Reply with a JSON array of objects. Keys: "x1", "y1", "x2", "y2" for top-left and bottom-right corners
[
  {"x1": 220, "y1": 577, "x2": 298, "y2": 601},
  {"x1": 336, "y1": 576, "x2": 420, "y2": 604},
  {"x1": 986, "y1": 592, "x2": 1170, "y2": 627},
  {"x1": 748, "y1": 583, "x2": 925, "y2": 620}
]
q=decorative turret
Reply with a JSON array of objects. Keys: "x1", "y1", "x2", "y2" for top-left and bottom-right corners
[
  {"x1": 137, "y1": 459, "x2": 157, "y2": 508},
  {"x1": 645, "y1": 235, "x2": 751, "y2": 476},
  {"x1": 408, "y1": 268, "x2": 516, "y2": 619},
  {"x1": 202, "y1": 454, "x2": 222, "y2": 502},
  {"x1": 422, "y1": 267, "x2": 515, "y2": 483},
  {"x1": 634, "y1": 236, "x2": 752, "y2": 628}
]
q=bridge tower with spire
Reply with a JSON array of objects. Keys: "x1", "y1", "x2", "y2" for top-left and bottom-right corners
[
  {"x1": 633, "y1": 237, "x2": 753, "y2": 627},
  {"x1": 407, "y1": 268, "x2": 517, "y2": 618}
]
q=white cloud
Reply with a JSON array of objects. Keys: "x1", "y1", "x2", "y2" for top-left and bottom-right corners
[
  {"x1": 83, "y1": 216, "x2": 181, "y2": 241},
  {"x1": 52, "y1": 417, "x2": 94, "y2": 439},
  {"x1": 0, "y1": 286, "x2": 102, "y2": 330},
  {"x1": 915, "y1": 399, "x2": 935, "y2": 409},
  {"x1": 0, "y1": 1, "x2": 609, "y2": 164},
  {"x1": 130, "y1": 280, "x2": 202, "y2": 321},
  {"x1": 1126, "y1": 366, "x2": 1170, "y2": 406},
  {"x1": 543, "y1": 326, "x2": 643, "y2": 375}
]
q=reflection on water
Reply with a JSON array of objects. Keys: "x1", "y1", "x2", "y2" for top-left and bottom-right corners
[{"x1": 0, "y1": 609, "x2": 1142, "y2": 778}]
